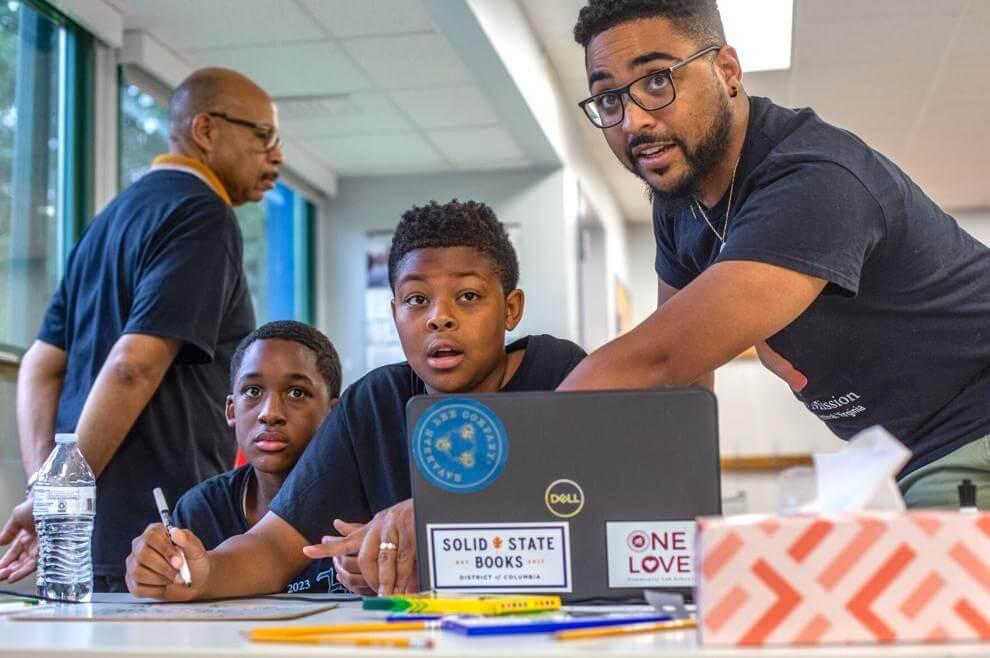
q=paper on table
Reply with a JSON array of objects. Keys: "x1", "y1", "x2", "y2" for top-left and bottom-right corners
[
  {"x1": 800, "y1": 425, "x2": 911, "y2": 514},
  {"x1": 11, "y1": 600, "x2": 338, "y2": 622}
]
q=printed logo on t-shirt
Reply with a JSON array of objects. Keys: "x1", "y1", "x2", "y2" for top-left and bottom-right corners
[
  {"x1": 754, "y1": 341, "x2": 867, "y2": 422},
  {"x1": 285, "y1": 566, "x2": 350, "y2": 594},
  {"x1": 807, "y1": 392, "x2": 867, "y2": 421},
  {"x1": 412, "y1": 398, "x2": 508, "y2": 493}
]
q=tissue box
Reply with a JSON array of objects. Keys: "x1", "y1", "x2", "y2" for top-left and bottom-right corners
[{"x1": 697, "y1": 511, "x2": 990, "y2": 646}]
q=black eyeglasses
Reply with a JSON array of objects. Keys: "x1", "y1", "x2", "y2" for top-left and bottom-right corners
[
  {"x1": 208, "y1": 112, "x2": 281, "y2": 151},
  {"x1": 578, "y1": 45, "x2": 721, "y2": 129}
]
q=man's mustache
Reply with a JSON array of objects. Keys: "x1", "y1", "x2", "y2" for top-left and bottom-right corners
[{"x1": 626, "y1": 133, "x2": 686, "y2": 162}]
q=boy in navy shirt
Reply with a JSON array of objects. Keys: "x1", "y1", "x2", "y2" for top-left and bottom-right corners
[
  {"x1": 125, "y1": 321, "x2": 346, "y2": 594},
  {"x1": 124, "y1": 200, "x2": 586, "y2": 600}
]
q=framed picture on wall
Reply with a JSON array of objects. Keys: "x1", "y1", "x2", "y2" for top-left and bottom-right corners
[{"x1": 365, "y1": 231, "x2": 403, "y2": 372}]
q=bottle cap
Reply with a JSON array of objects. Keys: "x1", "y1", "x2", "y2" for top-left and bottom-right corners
[
  {"x1": 55, "y1": 433, "x2": 79, "y2": 444},
  {"x1": 958, "y1": 478, "x2": 977, "y2": 509}
]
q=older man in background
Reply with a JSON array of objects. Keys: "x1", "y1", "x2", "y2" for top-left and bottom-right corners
[{"x1": 0, "y1": 67, "x2": 282, "y2": 591}]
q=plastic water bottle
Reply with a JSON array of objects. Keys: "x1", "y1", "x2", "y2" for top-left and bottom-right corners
[{"x1": 32, "y1": 433, "x2": 96, "y2": 602}]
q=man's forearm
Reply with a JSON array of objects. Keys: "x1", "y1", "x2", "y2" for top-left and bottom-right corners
[
  {"x1": 75, "y1": 359, "x2": 168, "y2": 477},
  {"x1": 16, "y1": 342, "x2": 67, "y2": 475},
  {"x1": 18, "y1": 395, "x2": 59, "y2": 475},
  {"x1": 559, "y1": 328, "x2": 682, "y2": 391},
  {"x1": 74, "y1": 335, "x2": 180, "y2": 477}
]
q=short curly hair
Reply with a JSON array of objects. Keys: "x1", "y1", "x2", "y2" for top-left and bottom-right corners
[
  {"x1": 387, "y1": 200, "x2": 519, "y2": 294},
  {"x1": 573, "y1": 0, "x2": 725, "y2": 48},
  {"x1": 229, "y1": 320, "x2": 342, "y2": 398}
]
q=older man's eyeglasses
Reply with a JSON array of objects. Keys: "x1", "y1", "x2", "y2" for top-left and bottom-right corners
[
  {"x1": 578, "y1": 45, "x2": 721, "y2": 129},
  {"x1": 208, "y1": 112, "x2": 280, "y2": 151}
]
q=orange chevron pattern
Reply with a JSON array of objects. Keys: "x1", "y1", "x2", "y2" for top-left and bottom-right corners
[{"x1": 698, "y1": 511, "x2": 990, "y2": 646}]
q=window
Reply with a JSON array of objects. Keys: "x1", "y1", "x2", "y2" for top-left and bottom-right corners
[
  {"x1": 118, "y1": 66, "x2": 168, "y2": 191},
  {"x1": 0, "y1": 0, "x2": 63, "y2": 348},
  {"x1": 117, "y1": 73, "x2": 316, "y2": 325},
  {"x1": 236, "y1": 182, "x2": 315, "y2": 324}
]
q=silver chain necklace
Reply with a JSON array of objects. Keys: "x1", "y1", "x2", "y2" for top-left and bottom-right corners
[{"x1": 689, "y1": 153, "x2": 742, "y2": 251}]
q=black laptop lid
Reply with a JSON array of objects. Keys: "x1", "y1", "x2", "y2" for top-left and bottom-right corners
[{"x1": 406, "y1": 388, "x2": 720, "y2": 602}]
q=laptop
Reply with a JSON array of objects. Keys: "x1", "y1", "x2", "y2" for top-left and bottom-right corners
[{"x1": 406, "y1": 388, "x2": 720, "y2": 603}]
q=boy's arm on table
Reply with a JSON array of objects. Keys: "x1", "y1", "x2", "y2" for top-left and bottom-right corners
[{"x1": 126, "y1": 511, "x2": 311, "y2": 600}]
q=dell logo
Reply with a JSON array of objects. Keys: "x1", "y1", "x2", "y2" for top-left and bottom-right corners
[{"x1": 545, "y1": 479, "x2": 585, "y2": 518}]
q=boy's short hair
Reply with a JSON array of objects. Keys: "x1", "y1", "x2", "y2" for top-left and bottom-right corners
[
  {"x1": 387, "y1": 199, "x2": 519, "y2": 294},
  {"x1": 573, "y1": 0, "x2": 726, "y2": 49},
  {"x1": 229, "y1": 320, "x2": 342, "y2": 398}
]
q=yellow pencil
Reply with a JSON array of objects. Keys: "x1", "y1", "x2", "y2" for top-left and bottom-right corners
[
  {"x1": 555, "y1": 618, "x2": 697, "y2": 640},
  {"x1": 251, "y1": 633, "x2": 433, "y2": 648},
  {"x1": 248, "y1": 620, "x2": 433, "y2": 640}
]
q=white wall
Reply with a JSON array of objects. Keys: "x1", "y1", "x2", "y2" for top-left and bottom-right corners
[
  {"x1": 578, "y1": 223, "x2": 610, "y2": 350},
  {"x1": 318, "y1": 167, "x2": 578, "y2": 387},
  {"x1": 463, "y1": 0, "x2": 631, "y2": 339}
]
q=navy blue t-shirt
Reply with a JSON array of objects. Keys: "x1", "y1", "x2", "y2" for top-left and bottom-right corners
[
  {"x1": 172, "y1": 466, "x2": 347, "y2": 594},
  {"x1": 653, "y1": 96, "x2": 990, "y2": 474},
  {"x1": 37, "y1": 169, "x2": 255, "y2": 578},
  {"x1": 270, "y1": 335, "x2": 586, "y2": 544}
]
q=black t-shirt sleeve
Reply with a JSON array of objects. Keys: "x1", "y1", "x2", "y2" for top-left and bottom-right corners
[
  {"x1": 717, "y1": 161, "x2": 885, "y2": 295},
  {"x1": 269, "y1": 401, "x2": 370, "y2": 545},
  {"x1": 170, "y1": 469, "x2": 246, "y2": 551},
  {"x1": 123, "y1": 200, "x2": 242, "y2": 363},
  {"x1": 559, "y1": 339, "x2": 587, "y2": 375},
  {"x1": 37, "y1": 278, "x2": 69, "y2": 350},
  {"x1": 172, "y1": 485, "x2": 227, "y2": 551},
  {"x1": 653, "y1": 205, "x2": 700, "y2": 290}
]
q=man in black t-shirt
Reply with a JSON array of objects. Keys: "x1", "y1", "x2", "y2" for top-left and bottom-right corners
[
  {"x1": 130, "y1": 321, "x2": 347, "y2": 594},
  {"x1": 123, "y1": 200, "x2": 586, "y2": 600},
  {"x1": 0, "y1": 68, "x2": 282, "y2": 589},
  {"x1": 559, "y1": 0, "x2": 990, "y2": 509}
]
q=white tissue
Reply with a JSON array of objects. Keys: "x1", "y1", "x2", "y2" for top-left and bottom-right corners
[{"x1": 799, "y1": 426, "x2": 912, "y2": 514}]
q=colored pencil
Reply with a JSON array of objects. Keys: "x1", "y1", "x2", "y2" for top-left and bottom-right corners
[
  {"x1": 364, "y1": 594, "x2": 561, "y2": 615},
  {"x1": 251, "y1": 633, "x2": 433, "y2": 648},
  {"x1": 555, "y1": 618, "x2": 697, "y2": 640},
  {"x1": 248, "y1": 620, "x2": 435, "y2": 640}
]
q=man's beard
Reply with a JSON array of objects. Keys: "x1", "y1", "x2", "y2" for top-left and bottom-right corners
[{"x1": 628, "y1": 92, "x2": 733, "y2": 210}]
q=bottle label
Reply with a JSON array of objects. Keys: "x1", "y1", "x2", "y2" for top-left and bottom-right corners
[{"x1": 33, "y1": 486, "x2": 96, "y2": 517}]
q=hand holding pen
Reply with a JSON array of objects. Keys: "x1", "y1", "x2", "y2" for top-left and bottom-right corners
[
  {"x1": 123, "y1": 489, "x2": 209, "y2": 600},
  {"x1": 152, "y1": 488, "x2": 192, "y2": 586}
]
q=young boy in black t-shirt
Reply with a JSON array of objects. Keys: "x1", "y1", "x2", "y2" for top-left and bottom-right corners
[
  {"x1": 125, "y1": 321, "x2": 347, "y2": 594},
  {"x1": 124, "y1": 200, "x2": 586, "y2": 600}
]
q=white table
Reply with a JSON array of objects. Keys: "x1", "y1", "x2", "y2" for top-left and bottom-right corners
[{"x1": 2, "y1": 595, "x2": 989, "y2": 657}]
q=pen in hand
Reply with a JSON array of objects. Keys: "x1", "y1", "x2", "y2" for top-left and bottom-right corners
[{"x1": 152, "y1": 487, "x2": 192, "y2": 587}]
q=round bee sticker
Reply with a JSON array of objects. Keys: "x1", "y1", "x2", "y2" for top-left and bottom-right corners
[{"x1": 412, "y1": 398, "x2": 508, "y2": 493}]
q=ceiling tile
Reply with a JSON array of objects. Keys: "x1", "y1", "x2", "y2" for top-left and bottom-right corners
[
  {"x1": 109, "y1": 0, "x2": 325, "y2": 48},
  {"x1": 279, "y1": 93, "x2": 411, "y2": 137},
  {"x1": 797, "y1": 0, "x2": 966, "y2": 22},
  {"x1": 187, "y1": 41, "x2": 370, "y2": 97},
  {"x1": 932, "y1": 58, "x2": 990, "y2": 101},
  {"x1": 389, "y1": 85, "x2": 498, "y2": 129},
  {"x1": 342, "y1": 33, "x2": 471, "y2": 88},
  {"x1": 309, "y1": 132, "x2": 447, "y2": 174},
  {"x1": 950, "y1": 5, "x2": 990, "y2": 57},
  {"x1": 427, "y1": 127, "x2": 524, "y2": 166},
  {"x1": 296, "y1": 0, "x2": 435, "y2": 38},
  {"x1": 794, "y1": 17, "x2": 958, "y2": 67}
]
